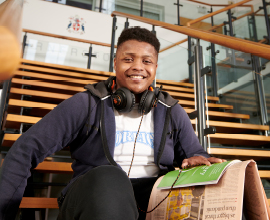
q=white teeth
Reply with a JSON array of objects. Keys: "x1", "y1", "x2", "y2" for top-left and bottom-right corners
[{"x1": 130, "y1": 76, "x2": 143, "y2": 79}]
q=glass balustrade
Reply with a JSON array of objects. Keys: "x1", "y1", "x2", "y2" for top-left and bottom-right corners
[{"x1": 22, "y1": 32, "x2": 112, "y2": 72}]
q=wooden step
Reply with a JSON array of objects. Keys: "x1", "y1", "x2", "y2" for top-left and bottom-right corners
[
  {"x1": 190, "y1": 120, "x2": 269, "y2": 133},
  {"x1": 208, "y1": 133, "x2": 270, "y2": 146},
  {"x1": 11, "y1": 78, "x2": 85, "y2": 93},
  {"x1": 15, "y1": 70, "x2": 104, "y2": 84},
  {"x1": 20, "y1": 197, "x2": 58, "y2": 209},
  {"x1": 33, "y1": 161, "x2": 73, "y2": 174},
  {"x1": 259, "y1": 170, "x2": 270, "y2": 179},
  {"x1": 208, "y1": 147, "x2": 270, "y2": 158},
  {"x1": 10, "y1": 88, "x2": 72, "y2": 100},
  {"x1": 20, "y1": 59, "x2": 113, "y2": 77},
  {"x1": 9, "y1": 99, "x2": 56, "y2": 110},
  {"x1": 185, "y1": 109, "x2": 250, "y2": 120}
]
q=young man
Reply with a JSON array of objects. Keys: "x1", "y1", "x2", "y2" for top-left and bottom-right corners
[{"x1": 0, "y1": 28, "x2": 224, "y2": 220}]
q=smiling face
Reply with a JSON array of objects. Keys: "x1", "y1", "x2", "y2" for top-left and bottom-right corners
[{"x1": 114, "y1": 40, "x2": 158, "y2": 97}]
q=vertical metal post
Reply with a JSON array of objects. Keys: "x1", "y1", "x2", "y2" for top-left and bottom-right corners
[
  {"x1": 210, "y1": 43, "x2": 218, "y2": 97},
  {"x1": 252, "y1": 56, "x2": 268, "y2": 132},
  {"x1": 109, "y1": 16, "x2": 117, "y2": 72},
  {"x1": 99, "y1": 0, "x2": 103, "y2": 13},
  {"x1": 124, "y1": 18, "x2": 129, "y2": 29},
  {"x1": 140, "y1": 0, "x2": 143, "y2": 17},
  {"x1": 194, "y1": 39, "x2": 207, "y2": 150},
  {"x1": 22, "y1": 32, "x2": 27, "y2": 58},
  {"x1": 188, "y1": 36, "x2": 193, "y2": 83},
  {"x1": 262, "y1": 0, "x2": 270, "y2": 44},
  {"x1": 227, "y1": 9, "x2": 234, "y2": 37},
  {"x1": 151, "y1": 25, "x2": 156, "y2": 35},
  {"x1": 174, "y1": 0, "x2": 183, "y2": 26},
  {"x1": 209, "y1": 6, "x2": 218, "y2": 97},
  {"x1": 248, "y1": 14, "x2": 258, "y2": 42},
  {"x1": 177, "y1": 0, "x2": 180, "y2": 25},
  {"x1": 87, "y1": 44, "x2": 93, "y2": 69},
  {"x1": 227, "y1": 9, "x2": 236, "y2": 83}
]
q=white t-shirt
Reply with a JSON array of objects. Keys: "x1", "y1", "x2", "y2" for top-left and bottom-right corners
[{"x1": 114, "y1": 104, "x2": 160, "y2": 178}]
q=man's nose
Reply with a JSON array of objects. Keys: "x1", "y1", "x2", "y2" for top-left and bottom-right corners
[{"x1": 131, "y1": 60, "x2": 143, "y2": 71}]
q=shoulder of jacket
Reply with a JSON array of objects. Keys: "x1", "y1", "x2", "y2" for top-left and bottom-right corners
[
  {"x1": 155, "y1": 88, "x2": 178, "y2": 107},
  {"x1": 84, "y1": 76, "x2": 113, "y2": 99}
]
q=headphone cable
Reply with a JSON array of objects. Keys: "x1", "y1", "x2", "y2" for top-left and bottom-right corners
[{"x1": 127, "y1": 111, "x2": 182, "y2": 214}]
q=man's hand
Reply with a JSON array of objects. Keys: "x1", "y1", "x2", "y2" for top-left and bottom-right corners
[{"x1": 181, "y1": 156, "x2": 226, "y2": 169}]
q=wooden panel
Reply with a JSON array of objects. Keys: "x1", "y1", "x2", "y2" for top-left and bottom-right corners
[
  {"x1": 14, "y1": 70, "x2": 101, "y2": 84},
  {"x1": 6, "y1": 114, "x2": 41, "y2": 124},
  {"x1": 179, "y1": 100, "x2": 233, "y2": 110},
  {"x1": 20, "y1": 197, "x2": 58, "y2": 209},
  {"x1": 190, "y1": 120, "x2": 269, "y2": 132},
  {"x1": 208, "y1": 133, "x2": 270, "y2": 146},
  {"x1": 208, "y1": 148, "x2": 270, "y2": 157},
  {"x1": 185, "y1": 109, "x2": 250, "y2": 120},
  {"x1": 10, "y1": 88, "x2": 72, "y2": 100},
  {"x1": 259, "y1": 171, "x2": 270, "y2": 179},
  {"x1": 9, "y1": 99, "x2": 56, "y2": 110},
  {"x1": 20, "y1": 59, "x2": 113, "y2": 77},
  {"x1": 33, "y1": 161, "x2": 73, "y2": 174},
  {"x1": 11, "y1": 78, "x2": 85, "y2": 92}
]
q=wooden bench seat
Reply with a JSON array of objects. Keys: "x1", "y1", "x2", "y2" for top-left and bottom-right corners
[
  {"x1": 20, "y1": 197, "x2": 59, "y2": 209},
  {"x1": 208, "y1": 133, "x2": 270, "y2": 146}
]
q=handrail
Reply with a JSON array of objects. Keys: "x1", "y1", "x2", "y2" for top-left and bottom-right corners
[
  {"x1": 160, "y1": 8, "x2": 254, "y2": 53},
  {"x1": 23, "y1": 29, "x2": 117, "y2": 48},
  {"x1": 188, "y1": 0, "x2": 253, "y2": 9},
  {"x1": 112, "y1": 11, "x2": 270, "y2": 60},
  {"x1": 0, "y1": 0, "x2": 23, "y2": 80},
  {"x1": 187, "y1": 0, "x2": 252, "y2": 26}
]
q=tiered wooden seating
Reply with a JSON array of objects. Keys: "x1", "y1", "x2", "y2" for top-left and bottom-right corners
[{"x1": 1, "y1": 59, "x2": 270, "y2": 210}]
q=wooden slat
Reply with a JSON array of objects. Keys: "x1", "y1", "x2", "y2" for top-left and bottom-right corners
[
  {"x1": 208, "y1": 133, "x2": 270, "y2": 146},
  {"x1": 18, "y1": 65, "x2": 110, "y2": 81},
  {"x1": 14, "y1": 70, "x2": 102, "y2": 84},
  {"x1": 179, "y1": 100, "x2": 233, "y2": 110},
  {"x1": 34, "y1": 161, "x2": 73, "y2": 174},
  {"x1": 20, "y1": 197, "x2": 58, "y2": 209},
  {"x1": 11, "y1": 78, "x2": 85, "y2": 92},
  {"x1": 10, "y1": 88, "x2": 72, "y2": 100},
  {"x1": 208, "y1": 148, "x2": 270, "y2": 157},
  {"x1": 9, "y1": 99, "x2": 56, "y2": 110},
  {"x1": 259, "y1": 171, "x2": 270, "y2": 179},
  {"x1": 185, "y1": 108, "x2": 250, "y2": 120},
  {"x1": 191, "y1": 120, "x2": 269, "y2": 132},
  {"x1": 20, "y1": 59, "x2": 114, "y2": 77},
  {"x1": 6, "y1": 114, "x2": 41, "y2": 124}
]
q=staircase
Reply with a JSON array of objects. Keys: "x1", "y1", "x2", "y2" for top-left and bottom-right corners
[{"x1": 1, "y1": 58, "x2": 270, "y2": 209}]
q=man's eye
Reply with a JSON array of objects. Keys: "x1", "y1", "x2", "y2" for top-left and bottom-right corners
[
  {"x1": 124, "y1": 58, "x2": 132, "y2": 62},
  {"x1": 144, "y1": 60, "x2": 152, "y2": 64}
]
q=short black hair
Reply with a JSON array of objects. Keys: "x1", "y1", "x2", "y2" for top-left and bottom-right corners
[{"x1": 117, "y1": 27, "x2": 160, "y2": 54}]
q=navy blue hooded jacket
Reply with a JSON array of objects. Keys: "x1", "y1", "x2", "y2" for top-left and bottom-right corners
[{"x1": 0, "y1": 77, "x2": 209, "y2": 219}]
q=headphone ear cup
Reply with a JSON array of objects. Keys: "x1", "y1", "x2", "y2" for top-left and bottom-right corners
[
  {"x1": 112, "y1": 87, "x2": 135, "y2": 113},
  {"x1": 138, "y1": 90, "x2": 156, "y2": 115}
]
